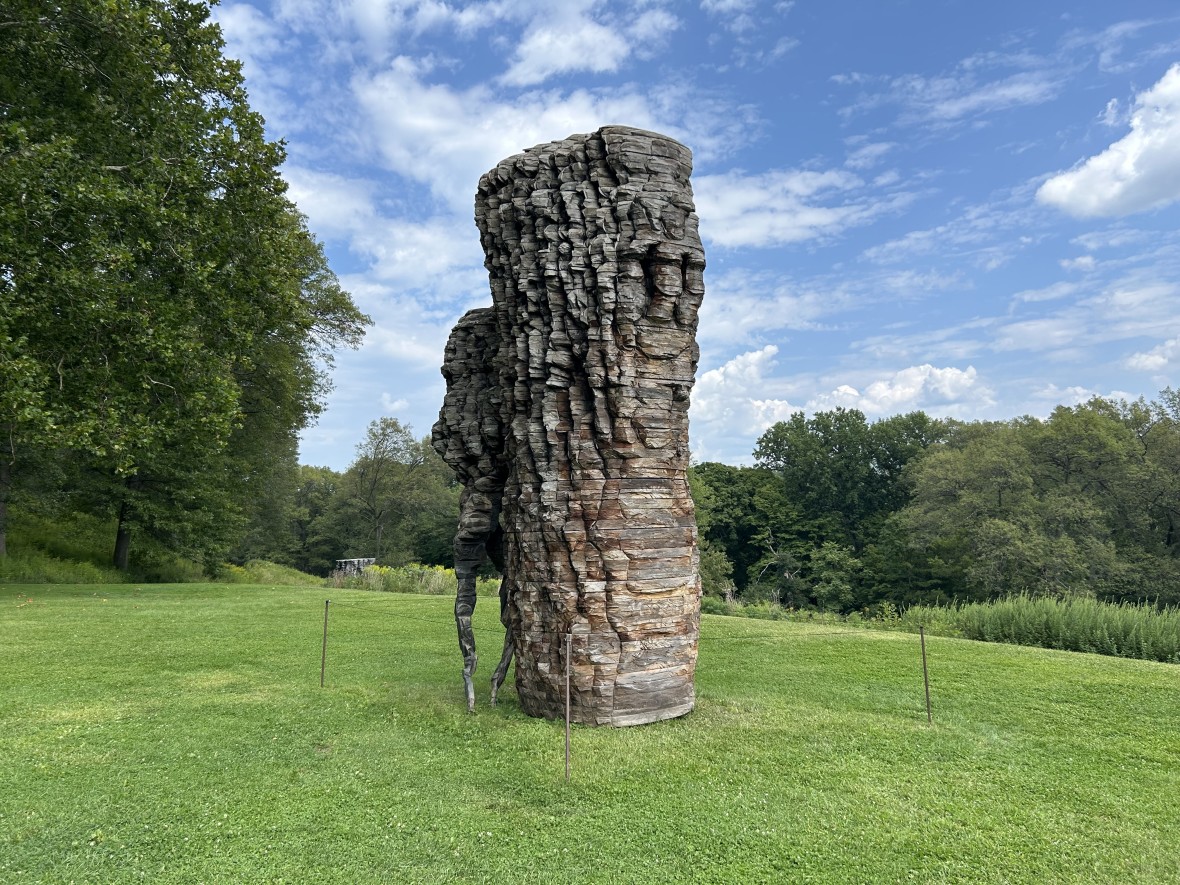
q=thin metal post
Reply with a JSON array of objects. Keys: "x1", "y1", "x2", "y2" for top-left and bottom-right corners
[
  {"x1": 920, "y1": 625, "x2": 932, "y2": 724},
  {"x1": 321, "y1": 599, "x2": 330, "y2": 688},
  {"x1": 564, "y1": 632, "x2": 572, "y2": 783}
]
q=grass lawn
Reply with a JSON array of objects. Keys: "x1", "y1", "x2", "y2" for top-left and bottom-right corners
[{"x1": 2, "y1": 583, "x2": 1178, "y2": 884}]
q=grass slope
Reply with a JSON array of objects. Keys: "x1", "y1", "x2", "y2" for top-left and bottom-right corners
[{"x1": 2, "y1": 584, "x2": 1178, "y2": 884}]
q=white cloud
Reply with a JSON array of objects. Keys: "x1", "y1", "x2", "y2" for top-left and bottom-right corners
[
  {"x1": 991, "y1": 278, "x2": 1180, "y2": 363},
  {"x1": 1038, "y1": 64, "x2": 1180, "y2": 217},
  {"x1": 366, "y1": 322, "x2": 453, "y2": 370},
  {"x1": 353, "y1": 58, "x2": 745, "y2": 211},
  {"x1": 695, "y1": 168, "x2": 911, "y2": 248},
  {"x1": 993, "y1": 315, "x2": 1087, "y2": 354},
  {"x1": 1027, "y1": 383, "x2": 1138, "y2": 411},
  {"x1": 690, "y1": 347, "x2": 799, "y2": 457},
  {"x1": 629, "y1": 9, "x2": 681, "y2": 54},
  {"x1": 845, "y1": 141, "x2": 894, "y2": 170},
  {"x1": 805, "y1": 365, "x2": 993, "y2": 415},
  {"x1": 1126, "y1": 337, "x2": 1180, "y2": 372},
  {"x1": 854, "y1": 320, "x2": 992, "y2": 363},
  {"x1": 701, "y1": 0, "x2": 755, "y2": 11},
  {"x1": 919, "y1": 71, "x2": 1060, "y2": 122},
  {"x1": 500, "y1": 9, "x2": 632, "y2": 86},
  {"x1": 1059, "y1": 255, "x2": 1097, "y2": 272},
  {"x1": 1071, "y1": 227, "x2": 1150, "y2": 250},
  {"x1": 701, "y1": 0, "x2": 757, "y2": 33},
  {"x1": 1013, "y1": 281, "x2": 1078, "y2": 303},
  {"x1": 879, "y1": 269, "x2": 964, "y2": 295},
  {"x1": 839, "y1": 68, "x2": 1061, "y2": 127},
  {"x1": 381, "y1": 393, "x2": 410, "y2": 413},
  {"x1": 1099, "y1": 97, "x2": 1122, "y2": 127},
  {"x1": 697, "y1": 270, "x2": 851, "y2": 346},
  {"x1": 283, "y1": 166, "x2": 486, "y2": 295},
  {"x1": 862, "y1": 187, "x2": 1040, "y2": 268},
  {"x1": 216, "y1": 3, "x2": 285, "y2": 68},
  {"x1": 283, "y1": 167, "x2": 380, "y2": 240}
]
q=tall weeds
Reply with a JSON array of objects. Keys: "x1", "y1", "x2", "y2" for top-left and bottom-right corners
[
  {"x1": 331, "y1": 563, "x2": 500, "y2": 597},
  {"x1": 904, "y1": 596, "x2": 1180, "y2": 664}
]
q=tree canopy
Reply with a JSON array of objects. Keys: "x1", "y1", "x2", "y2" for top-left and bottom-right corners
[
  {"x1": 695, "y1": 396, "x2": 1180, "y2": 611},
  {"x1": 0, "y1": 0, "x2": 369, "y2": 565}
]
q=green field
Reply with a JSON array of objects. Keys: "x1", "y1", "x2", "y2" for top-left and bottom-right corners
[{"x1": 2, "y1": 584, "x2": 1178, "y2": 884}]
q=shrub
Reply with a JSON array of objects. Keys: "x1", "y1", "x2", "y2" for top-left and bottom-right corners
[
  {"x1": 904, "y1": 596, "x2": 1180, "y2": 664},
  {"x1": 700, "y1": 595, "x2": 728, "y2": 616},
  {"x1": 219, "y1": 560, "x2": 325, "y2": 587},
  {"x1": 0, "y1": 549, "x2": 126, "y2": 584},
  {"x1": 332, "y1": 564, "x2": 499, "y2": 597}
]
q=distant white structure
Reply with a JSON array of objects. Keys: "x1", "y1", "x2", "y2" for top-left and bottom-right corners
[{"x1": 334, "y1": 558, "x2": 375, "y2": 576}]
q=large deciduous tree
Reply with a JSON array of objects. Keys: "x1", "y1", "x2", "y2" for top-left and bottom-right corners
[
  {"x1": 749, "y1": 409, "x2": 944, "y2": 609},
  {"x1": 334, "y1": 418, "x2": 460, "y2": 566},
  {"x1": 0, "y1": 0, "x2": 369, "y2": 566}
]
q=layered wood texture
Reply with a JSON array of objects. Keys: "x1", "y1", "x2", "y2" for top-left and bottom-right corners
[{"x1": 433, "y1": 126, "x2": 705, "y2": 726}]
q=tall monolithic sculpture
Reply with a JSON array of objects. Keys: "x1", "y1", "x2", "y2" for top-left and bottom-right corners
[{"x1": 432, "y1": 125, "x2": 705, "y2": 726}]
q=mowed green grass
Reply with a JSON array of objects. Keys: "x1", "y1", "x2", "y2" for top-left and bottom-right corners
[{"x1": 2, "y1": 585, "x2": 1178, "y2": 884}]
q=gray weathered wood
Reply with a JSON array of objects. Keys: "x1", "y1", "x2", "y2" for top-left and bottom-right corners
[{"x1": 432, "y1": 126, "x2": 705, "y2": 726}]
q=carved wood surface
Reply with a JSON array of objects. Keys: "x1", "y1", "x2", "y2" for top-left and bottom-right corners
[{"x1": 433, "y1": 126, "x2": 705, "y2": 726}]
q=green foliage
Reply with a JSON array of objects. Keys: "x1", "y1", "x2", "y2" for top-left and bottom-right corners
[
  {"x1": 697, "y1": 541, "x2": 736, "y2": 597},
  {"x1": 737, "y1": 409, "x2": 945, "y2": 610},
  {"x1": 218, "y1": 559, "x2": 326, "y2": 587},
  {"x1": 905, "y1": 596, "x2": 1180, "y2": 663},
  {"x1": 294, "y1": 421, "x2": 461, "y2": 573},
  {"x1": 3, "y1": 508, "x2": 206, "y2": 583},
  {"x1": 754, "y1": 408, "x2": 945, "y2": 552},
  {"x1": 332, "y1": 563, "x2": 499, "y2": 597},
  {"x1": 7, "y1": 584, "x2": 1179, "y2": 883},
  {"x1": 900, "y1": 395, "x2": 1180, "y2": 605},
  {"x1": 0, "y1": 549, "x2": 125, "y2": 584},
  {"x1": 0, "y1": 0, "x2": 369, "y2": 568}
]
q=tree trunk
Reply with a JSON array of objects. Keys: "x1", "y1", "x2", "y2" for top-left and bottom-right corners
[
  {"x1": 0, "y1": 459, "x2": 9, "y2": 557},
  {"x1": 113, "y1": 500, "x2": 132, "y2": 570}
]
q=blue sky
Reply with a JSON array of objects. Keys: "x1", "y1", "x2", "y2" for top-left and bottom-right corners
[{"x1": 214, "y1": 0, "x2": 1180, "y2": 470}]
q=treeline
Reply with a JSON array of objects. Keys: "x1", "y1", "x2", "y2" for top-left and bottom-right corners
[
  {"x1": 1, "y1": 0, "x2": 369, "y2": 572},
  {"x1": 693, "y1": 391, "x2": 1180, "y2": 611},
  {"x1": 257, "y1": 419, "x2": 458, "y2": 576}
]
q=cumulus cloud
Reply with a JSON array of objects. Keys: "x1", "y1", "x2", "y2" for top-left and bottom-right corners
[
  {"x1": 282, "y1": 167, "x2": 381, "y2": 240},
  {"x1": 500, "y1": 9, "x2": 632, "y2": 86},
  {"x1": 695, "y1": 168, "x2": 911, "y2": 248},
  {"x1": 365, "y1": 321, "x2": 454, "y2": 370},
  {"x1": 381, "y1": 393, "x2": 410, "y2": 413},
  {"x1": 352, "y1": 57, "x2": 753, "y2": 211},
  {"x1": 690, "y1": 355, "x2": 996, "y2": 460},
  {"x1": 283, "y1": 166, "x2": 486, "y2": 295},
  {"x1": 690, "y1": 347, "x2": 799, "y2": 461},
  {"x1": 216, "y1": 3, "x2": 285, "y2": 68},
  {"x1": 1126, "y1": 336, "x2": 1180, "y2": 372},
  {"x1": 1037, "y1": 64, "x2": 1180, "y2": 217},
  {"x1": 804, "y1": 365, "x2": 993, "y2": 415},
  {"x1": 1027, "y1": 383, "x2": 1139, "y2": 412}
]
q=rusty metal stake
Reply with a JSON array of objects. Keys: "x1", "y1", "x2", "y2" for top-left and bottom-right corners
[
  {"x1": 321, "y1": 599, "x2": 330, "y2": 688},
  {"x1": 920, "y1": 625, "x2": 932, "y2": 724},
  {"x1": 564, "y1": 632, "x2": 572, "y2": 783}
]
